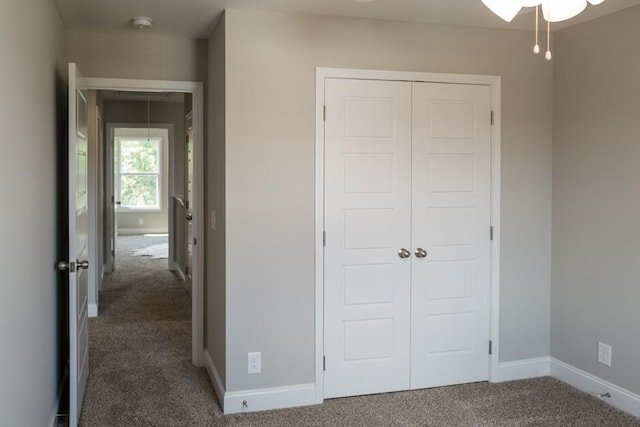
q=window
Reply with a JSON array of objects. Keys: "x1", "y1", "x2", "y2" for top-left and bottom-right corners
[{"x1": 115, "y1": 137, "x2": 162, "y2": 211}]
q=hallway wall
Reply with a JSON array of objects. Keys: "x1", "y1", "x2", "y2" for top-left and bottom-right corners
[
  {"x1": 0, "y1": 0, "x2": 67, "y2": 425},
  {"x1": 66, "y1": 31, "x2": 207, "y2": 82}
]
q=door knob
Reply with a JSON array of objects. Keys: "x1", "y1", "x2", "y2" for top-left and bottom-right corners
[
  {"x1": 415, "y1": 248, "x2": 427, "y2": 258},
  {"x1": 398, "y1": 248, "x2": 411, "y2": 259},
  {"x1": 186, "y1": 213, "x2": 193, "y2": 221},
  {"x1": 76, "y1": 260, "x2": 89, "y2": 270},
  {"x1": 57, "y1": 261, "x2": 70, "y2": 271}
]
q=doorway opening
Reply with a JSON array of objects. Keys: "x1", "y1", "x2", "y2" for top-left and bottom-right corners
[{"x1": 83, "y1": 79, "x2": 204, "y2": 369}]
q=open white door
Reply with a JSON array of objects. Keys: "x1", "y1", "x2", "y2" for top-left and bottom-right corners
[
  {"x1": 67, "y1": 63, "x2": 90, "y2": 426},
  {"x1": 186, "y1": 112, "x2": 194, "y2": 282}
]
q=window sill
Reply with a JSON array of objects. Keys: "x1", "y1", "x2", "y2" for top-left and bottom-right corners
[{"x1": 117, "y1": 208, "x2": 163, "y2": 214}]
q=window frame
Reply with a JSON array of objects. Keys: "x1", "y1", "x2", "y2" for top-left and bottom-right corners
[{"x1": 114, "y1": 136, "x2": 163, "y2": 212}]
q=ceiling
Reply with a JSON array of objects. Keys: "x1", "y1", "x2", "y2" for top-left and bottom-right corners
[{"x1": 55, "y1": 0, "x2": 640, "y2": 39}]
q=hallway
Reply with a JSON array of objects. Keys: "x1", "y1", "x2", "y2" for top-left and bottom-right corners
[{"x1": 79, "y1": 235, "x2": 222, "y2": 425}]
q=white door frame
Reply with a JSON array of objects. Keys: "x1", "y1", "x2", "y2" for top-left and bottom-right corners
[
  {"x1": 86, "y1": 77, "x2": 205, "y2": 367},
  {"x1": 314, "y1": 67, "x2": 502, "y2": 402}
]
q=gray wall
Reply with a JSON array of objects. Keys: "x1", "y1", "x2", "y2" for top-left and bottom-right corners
[
  {"x1": 221, "y1": 9, "x2": 553, "y2": 392},
  {"x1": 552, "y1": 5, "x2": 640, "y2": 395},
  {"x1": 67, "y1": 31, "x2": 207, "y2": 82},
  {"x1": 0, "y1": 0, "x2": 66, "y2": 424},
  {"x1": 207, "y1": 12, "x2": 228, "y2": 387}
]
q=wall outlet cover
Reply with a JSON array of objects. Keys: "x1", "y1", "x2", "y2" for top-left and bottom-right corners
[
  {"x1": 248, "y1": 352, "x2": 261, "y2": 374},
  {"x1": 597, "y1": 342, "x2": 612, "y2": 367}
]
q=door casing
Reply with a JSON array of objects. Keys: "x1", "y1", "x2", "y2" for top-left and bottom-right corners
[{"x1": 314, "y1": 68, "x2": 502, "y2": 403}]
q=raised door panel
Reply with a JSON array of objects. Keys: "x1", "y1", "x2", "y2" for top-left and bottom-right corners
[{"x1": 324, "y1": 78, "x2": 412, "y2": 398}]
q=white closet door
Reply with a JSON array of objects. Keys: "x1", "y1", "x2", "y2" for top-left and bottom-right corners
[
  {"x1": 410, "y1": 82, "x2": 492, "y2": 389},
  {"x1": 324, "y1": 78, "x2": 412, "y2": 398}
]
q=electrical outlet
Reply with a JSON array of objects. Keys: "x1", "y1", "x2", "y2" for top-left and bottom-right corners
[
  {"x1": 248, "y1": 352, "x2": 261, "y2": 374},
  {"x1": 598, "y1": 342, "x2": 612, "y2": 367}
]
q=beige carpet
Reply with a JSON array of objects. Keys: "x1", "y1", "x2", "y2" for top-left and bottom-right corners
[{"x1": 80, "y1": 235, "x2": 640, "y2": 426}]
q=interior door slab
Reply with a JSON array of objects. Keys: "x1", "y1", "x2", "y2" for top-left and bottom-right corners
[
  {"x1": 324, "y1": 78, "x2": 412, "y2": 399},
  {"x1": 410, "y1": 82, "x2": 492, "y2": 389}
]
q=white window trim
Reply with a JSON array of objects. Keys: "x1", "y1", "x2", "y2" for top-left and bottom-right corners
[
  {"x1": 112, "y1": 127, "x2": 168, "y2": 214},
  {"x1": 115, "y1": 135, "x2": 163, "y2": 212}
]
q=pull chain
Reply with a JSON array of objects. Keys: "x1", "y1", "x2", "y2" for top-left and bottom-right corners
[
  {"x1": 545, "y1": 20, "x2": 552, "y2": 60},
  {"x1": 533, "y1": 5, "x2": 540, "y2": 54}
]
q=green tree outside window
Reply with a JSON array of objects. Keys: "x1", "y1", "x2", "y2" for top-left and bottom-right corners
[{"x1": 116, "y1": 138, "x2": 161, "y2": 209}]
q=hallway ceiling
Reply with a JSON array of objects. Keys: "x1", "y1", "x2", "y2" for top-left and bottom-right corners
[{"x1": 55, "y1": 0, "x2": 640, "y2": 39}]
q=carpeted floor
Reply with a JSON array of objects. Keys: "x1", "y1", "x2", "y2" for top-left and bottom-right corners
[{"x1": 80, "y1": 235, "x2": 640, "y2": 426}]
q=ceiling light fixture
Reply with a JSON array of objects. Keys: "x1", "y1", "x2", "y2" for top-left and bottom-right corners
[
  {"x1": 481, "y1": 0, "x2": 605, "y2": 60},
  {"x1": 131, "y1": 17, "x2": 153, "y2": 30}
]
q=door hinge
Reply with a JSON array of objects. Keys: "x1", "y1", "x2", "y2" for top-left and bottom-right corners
[
  {"x1": 490, "y1": 111, "x2": 494, "y2": 126},
  {"x1": 489, "y1": 340, "x2": 493, "y2": 355},
  {"x1": 323, "y1": 231, "x2": 326, "y2": 247},
  {"x1": 490, "y1": 226, "x2": 494, "y2": 241},
  {"x1": 323, "y1": 105, "x2": 326, "y2": 122},
  {"x1": 323, "y1": 356, "x2": 326, "y2": 371},
  {"x1": 193, "y1": 238, "x2": 197, "y2": 246},
  {"x1": 111, "y1": 249, "x2": 115, "y2": 256}
]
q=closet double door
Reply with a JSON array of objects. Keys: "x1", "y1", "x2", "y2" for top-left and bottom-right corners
[{"x1": 324, "y1": 78, "x2": 492, "y2": 399}]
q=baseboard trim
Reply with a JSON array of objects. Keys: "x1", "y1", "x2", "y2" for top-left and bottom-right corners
[
  {"x1": 88, "y1": 304, "x2": 98, "y2": 318},
  {"x1": 224, "y1": 383, "x2": 317, "y2": 414},
  {"x1": 117, "y1": 228, "x2": 168, "y2": 235},
  {"x1": 174, "y1": 264, "x2": 186, "y2": 282},
  {"x1": 204, "y1": 349, "x2": 226, "y2": 410},
  {"x1": 493, "y1": 356, "x2": 550, "y2": 382},
  {"x1": 550, "y1": 357, "x2": 640, "y2": 418}
]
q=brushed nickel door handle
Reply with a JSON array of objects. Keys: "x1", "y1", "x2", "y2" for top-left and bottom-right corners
[
  {"x1": 415, "y1": 248, "x2": 427, "y2": 258},
  {"x1": 398, "y1": 248, "x2": 411, "y2": 259}
]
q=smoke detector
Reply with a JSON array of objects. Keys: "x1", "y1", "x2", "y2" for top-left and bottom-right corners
[{"x1": 131, "y1": 17, "x2": 153, "y2": 30}]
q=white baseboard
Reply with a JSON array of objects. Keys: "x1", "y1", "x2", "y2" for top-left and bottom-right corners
[
  {"x1": 88, "y1": 304, "x2": 98, "y2": 318},
  {"x1": 174, "y1": 264, "x2": 186, "y2": 282},
  {"x1": 117, "y1": 228, "x2": 168, "y2": 235},
  {"x1": 103, "y1": 262, "x2": 113, "y2": 275},
  {"x1": 493, "y1": 356, "x2": 550, "y2": 382},
  {"x1": 224, "y1": 383, "x2": 317, "y2": 414},
  {"x1": 550, "y1": 357, "x2": 640, "y2": 418},
  {"x1": 203, "y1": 349, "x2": 317, "y2": 415},
  {"x1": 204, "y1": 349, "x2": 226, "y2": 410}
]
